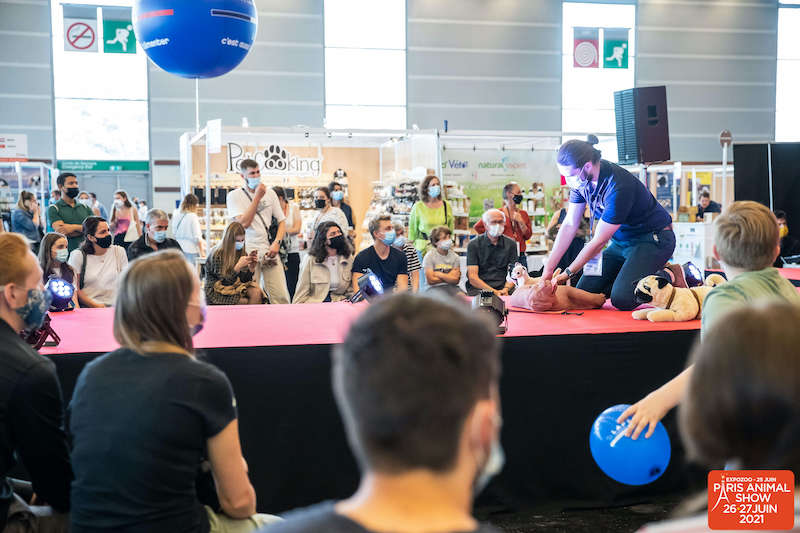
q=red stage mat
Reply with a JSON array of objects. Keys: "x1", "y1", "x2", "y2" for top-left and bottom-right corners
[
  {"x1": 778, "y1": 267, "x2": 800, "y2": 282},
  {"x1": 39, "y1": 298, "x2": 702, "y2": 356}
]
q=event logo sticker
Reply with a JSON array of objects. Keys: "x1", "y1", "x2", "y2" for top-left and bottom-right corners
[{"x1": 708, "y1": 470, "x2": 794, "y2": 530}]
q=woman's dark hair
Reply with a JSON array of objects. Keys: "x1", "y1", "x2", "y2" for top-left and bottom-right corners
[
  {"x1": 680, "y1": 302, "x2": 800, "y2": 475},
  {"x1": 419, "y1": 175, "x2": 441, "y2": 203},
  {"x1": 114, "y1": 190, "x2": 132, "y2": 208},
  {"x1": 80, "y1": 216, "x2": 106, "y2": 255},
  {"x1": 310, "y1": 221, "x2": 350, "y2": 263},
  {"x1": 557, "y1": 140, "x2": 602, "y2": 169},
  {"x1": 272, "y1": 186, "x2": 286, "y2": 202},
  {"x1": 315, "y1": 186, "x2": 331, "y2": 201},
  {"x1": 38, "y1": 232, "x2": 74, "y2": 284}
]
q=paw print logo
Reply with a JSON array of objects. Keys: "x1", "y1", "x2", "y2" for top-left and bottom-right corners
[{"x1": 264, "y1": 145, "x2": 288, "y2": 171}]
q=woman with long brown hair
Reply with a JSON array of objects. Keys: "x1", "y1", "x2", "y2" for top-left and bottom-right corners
[
  {"x1": 408, "y1": 175, "x2": 454, "y2": 257},
  {"x1": 109, "y1": 190, "x2": 140, "y2": 250},
  {"x1": 68, "y1": 250, "x2": 277, "y2": 532},
  {"x1": 204, "y1": 222, "x2": 263, "y2": 305},
  {"x1": 38, "y1": 232, "x2": 79, "y2": 309},
  {"x1": 293, "y1": 221, "x2": 354, "y2": 303}
]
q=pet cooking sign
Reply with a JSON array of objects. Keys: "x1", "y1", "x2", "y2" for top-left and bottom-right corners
[{"x1": 227, "y1": 143, "x2": 322, "y2": 178}]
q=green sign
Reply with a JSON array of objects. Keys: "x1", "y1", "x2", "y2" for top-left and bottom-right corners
[
  {"x1": 57, "y1": 160, "x2": 149, "y2": 171},
  {"x1": 103, "y1": 18, "x2": 136, "y2": 54},
  {"x1": 603, "y1": 28, "x2": 629, "y2": 69}
]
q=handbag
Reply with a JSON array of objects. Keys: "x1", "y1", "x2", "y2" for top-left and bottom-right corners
[{"x1": 123, "y1": 212, "x2": 139, "y2": 243}]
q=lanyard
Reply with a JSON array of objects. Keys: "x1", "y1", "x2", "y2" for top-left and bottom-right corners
[{"x1": 586, "y1": 180, "x2": 603, "y2": 242}]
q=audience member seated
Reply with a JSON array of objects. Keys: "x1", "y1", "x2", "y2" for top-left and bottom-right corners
[
  {"x1": 293, "y1": 221, "x2": 354, "y2": 304},
  {"x1": 391, "y1": 223, "x2": 421, "y2": 292},
  {"x1": 67, "y1": 216, "x2": 128, "y2": 308},
  {"x1": 636, "y1": 302, "x2": 800, "y2": 532},
  {"x1": 775, "y1": 209, "x2": 800, "y2": 266},
  {"x1": 311, "y1": 187, "x2": 349, "y2": 235},
  {"x1": 76, "y1": 191, "x2": 100, "y2": 216},
  {"x1": 473, "y1": 181, "x2": 532, "y2": 265},
  {"x1": 352, "y1": 215, "x2": 408, "y2": 293},
  {"x1": 466, "y1": 209, "x2": 518, "y2": 296},
  {"x1": 0, "y1": 233, "x2": 71, "y2": 530},
  {"x1": 39, "y1": 232, "x2": 79, "y2": 310},
  {"x1": 68, "y1": 250, "x2": 278, "y2": 533},
  {"x1": 205, "y1": 222, "x2": 263, "y2": 306},
  {"x1": 259, "y1": 293, "x2": 502, "y2": 533},
  {"x1": 619, "y1": 201, "x2": 800, "y2": 440},
  {"x1": 127, "y1": 208, "x2": 182, "y2": 260},
  {"x1": 48, "y1": 173, "x2": 93, "y2": 253},
  {"x1": 423, "y1": 225, "x2": 462, "y2": 294},
  {"x1": 11, "y1": 191, "x2": 42, "y2": 253},
  {"x1": 695, "y1": 190, "x2": 721, "y2": 219},
  {"x1": 173, "y1": 194, "x2": 206, "y2": 266},
  {"x1": 109, "y1": 190, "x2": 141, "y2": 251}
]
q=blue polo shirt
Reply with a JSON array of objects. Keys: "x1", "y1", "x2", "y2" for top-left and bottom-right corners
[{"x1": 569, "y1": 160, "x2": 672, "y2": 241}]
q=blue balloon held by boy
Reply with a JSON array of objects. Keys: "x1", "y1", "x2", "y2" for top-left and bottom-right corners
[{"x1": 589, "y1": 404, "x2": 671, "y2": 486}]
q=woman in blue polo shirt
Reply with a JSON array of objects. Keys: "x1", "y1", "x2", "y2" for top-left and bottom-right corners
[{"x1": 542, "y1": 140, "x2": 676, "y2": 310}]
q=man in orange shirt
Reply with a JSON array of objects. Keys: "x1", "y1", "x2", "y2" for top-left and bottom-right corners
[{"x1": 474, "y1": 182, "x2": 532, "y2": 264}]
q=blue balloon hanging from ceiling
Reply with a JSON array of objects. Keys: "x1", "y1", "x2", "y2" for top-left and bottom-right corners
[{"x1": 133, "y1": 0, "x2": 258, "y2": 79}]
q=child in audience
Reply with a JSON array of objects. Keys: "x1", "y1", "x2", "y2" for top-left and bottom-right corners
[
  {"x1": 619, "y1": 201, "x2": 800, "y2": 439},
  {"x1": 423, "y1": 225, "x2": 462, "y2": 293},
  {"x1": 636, "y1": 302, "x2": 800, "y2": 532},
  {"x1": 39, "y1": 232, "x2": 79, "y2": 309}
]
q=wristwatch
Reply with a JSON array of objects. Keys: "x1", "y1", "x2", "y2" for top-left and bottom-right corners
[{"x1": 563, "y1": 267, "x2": 573, "y2": 278}]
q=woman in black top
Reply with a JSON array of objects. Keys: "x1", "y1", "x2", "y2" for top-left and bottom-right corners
[{"x1": 68, "y1": 250, "x2": 277, "y2": 532}]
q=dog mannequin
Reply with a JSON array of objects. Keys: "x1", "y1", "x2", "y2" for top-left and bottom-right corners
[
  {"x1": 632, "y1": 272, "x2": 726, "y2": 322},
  {"x1": 508, "y1": 264, "x2": 606, "y2": 312}
]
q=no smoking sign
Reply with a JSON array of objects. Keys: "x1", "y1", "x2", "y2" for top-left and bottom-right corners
[{"x1": 64, "y1": 18, "x2": 98, "y2": 52}]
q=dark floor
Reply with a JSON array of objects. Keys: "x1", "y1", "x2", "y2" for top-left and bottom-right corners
[{"x1": 477, "y1": 498, "x2": 682, "y2": 533}]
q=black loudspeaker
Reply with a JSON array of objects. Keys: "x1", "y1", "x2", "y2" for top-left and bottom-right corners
[{"x1": 614, "y1": 86, "x2": 671, "y2": 165}]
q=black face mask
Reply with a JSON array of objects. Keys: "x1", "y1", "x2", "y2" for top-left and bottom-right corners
[
  {"x1": 328, "y1": 235, "x2": 346, "y2": 251},
  {"x1": 314, "y1": 199, "x2": 327, "y2": 209},
  {"x1": 512, "y1": 194, "x2": 524, "y2": 205},
  {"x1": 65, "y1": 187, "x2": 80, "y2": 199},
  {"x1": 94, "y1": 235, "x2": 112, "y2": 249}
]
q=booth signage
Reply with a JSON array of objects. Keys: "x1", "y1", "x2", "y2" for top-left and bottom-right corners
[
  {"x1": 0, "y1": 134, "x2": 28, "y2": 161},
  {"x1": 226, "y1": 142, "x2": 322, "y2": 177},
  {"x1": 57, "y1": 160, "x2": 150, "y2": 171}
]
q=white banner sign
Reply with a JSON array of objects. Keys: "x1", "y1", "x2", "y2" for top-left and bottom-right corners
[
  {"x1": 226, "y1": 142, "x2": 322, "y2": 178},
  {"x1": 0, "y1": 134, "x2": 28, "y2": 160}
]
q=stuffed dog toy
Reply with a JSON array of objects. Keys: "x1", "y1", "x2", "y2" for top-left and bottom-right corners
[
  {"x1": 509, "y1": 266, "x2": 606, "y2": 312},
  {"x1": 632, "y1": 272, "x2": 726, "y2": 322}
]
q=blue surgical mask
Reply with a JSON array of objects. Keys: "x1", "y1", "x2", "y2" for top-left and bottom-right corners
[
  {"x1": 152, "y1": 230, "x2": 167, "y2": 243},
  {"x1": 331, "y1": 190, "x2": 344, "y2": 202},
  {"x1": 235, "y1": 241, "x2": 245, "y2": 251},
  {"x1": 428, "y1": 185, "x2": 441, "y2": 198},
  {"x1": 15, "y1": 288, "x2": 52, "y2": 331},
  {"x1": 474, "y1": 438, "x2": 505, "y2": 495},
  {"x1": 437, "y1": 239, "x2": 452, "y2": 251},
  {"x1": 393, "y1": 236, "x2": 406, "y2": 248},
  {"x1": 381, "y1": 230, "x2": 396, "y2": 246},
  {"x1": 246, "y1": 177, "x2": 261, "y2": 190},
  {"x1": 54, "y1": 248, "x2": 69, "y2": 263}
]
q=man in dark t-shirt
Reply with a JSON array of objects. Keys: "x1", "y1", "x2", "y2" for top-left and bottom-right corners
[
  {"x1": 258, "y1": 294, "x2": 503, "y2": 533},
  {"x1": 352, "y1": 215, "x2": 408, "y2": 292},
  {"x1": 466, "y1": 209, "x2": 518, "y2": 296}
]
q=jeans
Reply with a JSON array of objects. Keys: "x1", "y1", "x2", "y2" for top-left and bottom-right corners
[
  {"x1": 576, "y1": 228, "x2": 676, "y2": 311},
  {"x1": 285, "y1": 252, "x2": 300, "y2": 301}
]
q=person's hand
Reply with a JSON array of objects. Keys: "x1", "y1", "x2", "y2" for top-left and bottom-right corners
[
  {"x1": 267, "y1": 241, "x2": 280, "y2": 258},
  {"x1": 541, "y1": 267, "x2": 554, "y2": 282},
  {"x1": 551, "y1": 268, "x2": 569, "y2": 286},
  {"x1": 616, "y1": 389, "x2": 674, "y2": 440},
  {"x1": 254, "y1": 183, "x2": 267, "y2": 200},
  {"x1": 234, "y1": 256, "x2": 250, "y2": 272},
  {"x1": 494, "y1": 288, "x2": 509, "y2": 297},
  {"x1": 512, "y1": 211, "x2": 524, "y2": 224}
]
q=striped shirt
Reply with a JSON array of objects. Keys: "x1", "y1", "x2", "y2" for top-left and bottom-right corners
[
  {"x1": 701, "y1": 267, "x2": 800, "y2": 338},
  {"x1": 402, "y1": 242, "x2": 421, "y2": 273}
]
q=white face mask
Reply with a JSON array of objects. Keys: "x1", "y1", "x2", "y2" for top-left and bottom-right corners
[
  {"x1": 488, "y1": 223, "x2": 504, "y2": 238},
  {"x1": 437, "y1": 239, "x2": 452, "y2": 251}
]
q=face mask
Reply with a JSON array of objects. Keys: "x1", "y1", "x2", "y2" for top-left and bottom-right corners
[
  {"x1": 246, "y1": 177, "x2": 261, "y2": 190},
  {"x1": 488, "y1": 223, "x2": 504, "y2": 238},
  {"x1": 14, "y1": 288, "x2": 52, "y2": 331},
  {"x1": 328, "y1": 235, "x2": 346, "y2": 251},
  {"x1": 94, "y1": 235, "x2": 112, "y2": 249},
  {"x1": 54, "y1": 248, "x2": 69, "y2": 263},
  {"x1": 437, "y1": 239, "x2": 452, "y2": 252},
  {"x1": 393, "y1": 236, "x2": 407, "y2": 248},
  {"x1": 151, "y1": 230, "x2": 167, "y2": 243},
  {"x1": 65, "y1": 187, "x2": 80, "y2": 199},
  {"x1": 190, "y1": 303, "x2": 206, "y2": 337},
  {"x1": 235, "y1": 241, "x2": 245, "y2": 251},
  {"x1": 780, "y1": 225, "x2": 789, "y2": 239},
  {"x1": 78, "y1": 198, "x2": 92, "y2": 208},
  {"x1": 380, "y1": 230, "x2": 396, "y2": 246},
  {"x1": 314, "y1": 199, "x2": 327, "y2": 209},
  {"x1": 331, "y1": 190, "x2": 344, "y2": 202},
  {"x1": 474, "y1": 437, "x2": 505, "y2": 496},
  {"x1": 512, "y1": 194, "x2": 523, "y2": 205},
  {"x1": 114, "y1": 199, "x2": 123, "y2": 208},
  {"x1": 428, "y1": 185, "x2": 441, "y2": 198}
]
